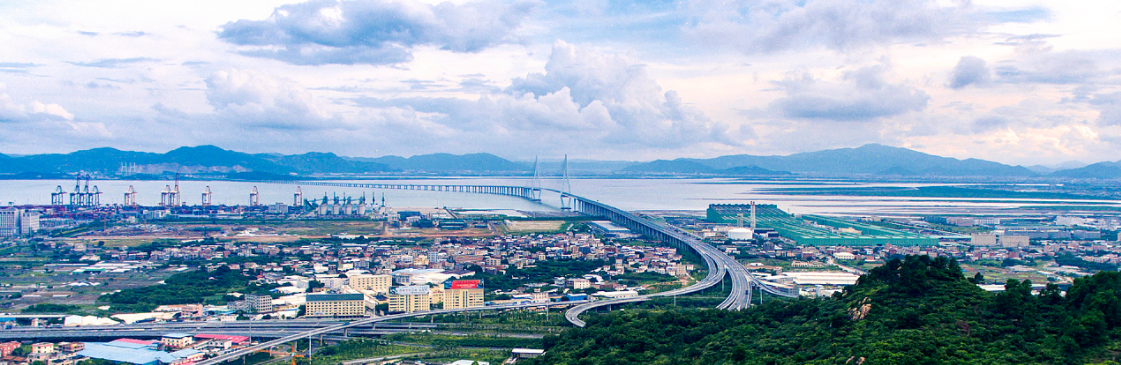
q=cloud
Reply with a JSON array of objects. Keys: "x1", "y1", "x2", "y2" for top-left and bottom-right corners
[
  {"x1": 995, "y1": 51, "x2": 1103, "y2": 84},
  {"x1": 68, "y1": 57, "x2": 160, "y2": 68},
  {"x1": 355, "y1": 41, "x2": 744, "y2": 154},
  {"x1": 970, "y1": 115, "x2": 1008, "y2": 132},
  {"x1": 0, "y1": 83, "x2": 74, "y2": 123},
  {"x1": 948, "y1": 56, "x2": 990, "y2": 89},
  {"x1": 218, "y1": 0, "x2": 540, "y2": 66},
  {"x1": 769, "y1": 65, "x2": 930, "y2": 121},
  {"x1": 977, "y1": 7, "x2": 1052, "y2": 23},
  {"x1": 683, "y1": 0, "x2": 972, "y2": 53},
  {"x1": 0, "y1": 62, "x2": 37, "y2": 75},
  {"x1": 1084, "y1": 92, "x2": 1121, "y2": 127},
  {"x1": 115, "y1": 31, "x2": 149, "y2": 37},
  {"x1": 203, "y1": 69, "x2": 340, "y2": 130}
]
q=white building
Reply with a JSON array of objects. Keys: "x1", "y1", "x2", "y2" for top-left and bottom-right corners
[
  {"x1": 0, "y1": 207, "x2": 19, "y2": 237},
  {"x1": 0, "y1": 208, "x2": 37, "y2": 237}
]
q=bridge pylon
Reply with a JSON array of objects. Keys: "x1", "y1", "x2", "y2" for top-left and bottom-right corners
[
  {"x1": 526, "y1": 156, "x2": 542, "y2": 201},
  {"x1": 559, "y1": 154, "x2": 573, "y2": 210}
]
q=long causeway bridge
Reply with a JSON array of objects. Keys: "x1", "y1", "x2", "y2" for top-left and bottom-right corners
[
  {"x1": 299, "y1": 181, "x2": 798, "y2": 327},
  {"x1": 29, "y1": 180, "x2": 796, "y2": 364}
]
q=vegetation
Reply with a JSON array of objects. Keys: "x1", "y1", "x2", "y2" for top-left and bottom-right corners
[
  {"x1": 21, "y1": 303, "x2": 81, "y2": 313},
  {"x1": 763, "y1": 186, "x2": 1103, "y2": 200},
  {"x1": 386, "y1": 333, "x2": 543, "y2": 349},
  {"x1": 292, "y1": 339, "x2": 422, "y2": 365},
  {"x1": 468, "y1": 260, "x2": 606, "y2": 291},
  {"x1": 98, "y1": 266, "x2": 272, "y2": 312},
  {"x1": 525, "y1": 256, "x2": 1121, "y2": 364},
  {"x1": 1056, "y1": 253, "x2": 1119, "y2": 272}
]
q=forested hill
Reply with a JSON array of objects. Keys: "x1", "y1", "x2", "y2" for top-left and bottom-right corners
[{"x1": 526, "y1": 256, "x2": 1121, "y2": 365}]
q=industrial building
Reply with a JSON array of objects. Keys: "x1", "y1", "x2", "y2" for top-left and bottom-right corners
[
  {"x1": 708, "y1": 204, "x2": 937, "y2": 246},
  {"x1": 77, "y1": 339, "x2": 184, "y2": 365},
  {"x1": 305, "y1": 293, "x2": 365, "y2": 317},
  {"x1": 970, "y1": 233, "x2": 1031, "y2": 247},
  {"x1": 588, "y1": 221, "x2": 634, "y2": 238}
]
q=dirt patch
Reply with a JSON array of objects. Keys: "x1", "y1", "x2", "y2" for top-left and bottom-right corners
[{"x1": 503, "y1": 220, "x2": 564, "y2": 233}]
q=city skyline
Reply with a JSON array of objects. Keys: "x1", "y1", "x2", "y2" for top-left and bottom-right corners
[{"x1": 1, "y1": 0, "x2": 1119, "y2": 165}]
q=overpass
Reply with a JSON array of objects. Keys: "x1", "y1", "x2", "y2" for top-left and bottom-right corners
[
  {"x1": 192, "y1": 301, "x2": 575, "y2": 365},
  {"x1": 299, "y1": 181, "x2": 797, "y2": 325},
  {"x1": 50, "y1": 180, "x2": 791, "y2": 364}
]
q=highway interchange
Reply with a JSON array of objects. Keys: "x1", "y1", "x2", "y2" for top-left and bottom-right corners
[{"x1": 10, "y1": 182, "x2": 798, "y2": 363}]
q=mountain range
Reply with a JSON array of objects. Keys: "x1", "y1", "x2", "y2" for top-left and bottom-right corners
[
  {"x1": 622, "y1": 144, "x2": 1121, "y2": 178},
  {"x1": 0, "y1": 144, "x2": 1119, "y2": 179},
  {"x1": 0, "y1": 146, "x2": 529, "y2": 177}
]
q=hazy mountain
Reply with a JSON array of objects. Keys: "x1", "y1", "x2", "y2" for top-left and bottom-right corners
[
  {"x1": 1051, "y1": 161, "x2": 1121, "y2": 179},
  {"x1": 718, "y1": 165, "x2": 792, "y2": 176},
  {"x1": 0, "y1": 146, "x2": 521, "y2": 176},
  {"x1": 361, "y1": 153, "x2": 530, "y2": 172},
  {"x1": 535, "y1": 159, "x2": 639, "y2": 174},
  {"x1": 622, "y1": 144, "x2": 1037, "y2": 177},
  {"x1": 267, "y1": 152, "x2": 394, "y2": 174},
  {"x1": 621, "y1": 160, "x2": 790, "y2": 176},
  {"x1": 622, "y1": 159, "x2": 716, "y2": 174}
]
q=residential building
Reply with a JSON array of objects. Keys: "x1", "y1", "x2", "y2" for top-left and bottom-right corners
[
  {"x1": 305, "y1": 293, "x2": 365, "y2": 317},
  {"x1": 388, "y1": 285, "x2": 430, "y2": 313},
  {"x1": 348, "y1": 274, "x2": 392, "y2": 294},
  {"x1": 0, "y1": 208, "x2": 19, "y2": 237},
  {"x1": 31, "y1": 343, "x2": 55, "y2": 354},
  {"x1": 245, "y1": 294, "x2": 274, "y2": 313},
  {"x1": 160, "y1": 333, "x2": 194, "y2": 349}
]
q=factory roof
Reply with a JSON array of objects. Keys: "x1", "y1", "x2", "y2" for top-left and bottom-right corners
[
  {"x1": 169, "y1": 349, "x2": 203, "y2": 358},
  {"x1": 194, "y1": 334, "x2": 250, "y2": 343},
  {"x1": 78, "y1": 342, "x2": 178, "y2": 365}
]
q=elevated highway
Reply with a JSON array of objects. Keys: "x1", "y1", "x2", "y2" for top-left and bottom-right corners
[
  {"x1": 194, "y1": 302, "x2": 573, "y2": 365},
  {"x1": 299, "y1": 181, "x2": 796, "y2": 325},
  {"x1": 28, "y1": 180, "x2": 797, "y2": 364}
]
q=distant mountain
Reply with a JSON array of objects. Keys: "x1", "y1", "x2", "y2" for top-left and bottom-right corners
[
  {"x1": 536, "y1": 159, "x2": 639, "y2": 174},
  {"x1": 621, "y1": 160, "x2": 790, "y2": 176},
  {"x1": 1051, "y1": 161, "x2": 1121, "y2": 179},
  {"x1": 267, "y1": 152, "x2": 394, "y2": 174},
  {"x1": 622, "y1": 144, "x2": 1037, "y2": 177},
  {"x1": 622, "y1": 160, "x2": 715, "y2": 174},
  {"x1": 876, "y1": 166, "x2": 919, "y2": 176},
  {"x1": 718, "y1": 165, "x2": 791, "y2": 176},
  {"x1": 361, "y1": 153, "x2": 529, "y2": 172},
  {"x1": 0, "y1": 146, "x2": 524, "y2": 176}
]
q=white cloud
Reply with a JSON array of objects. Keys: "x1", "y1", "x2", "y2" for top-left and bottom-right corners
[
  {"x1": 204, "y1": 69, "x2": 340, "y2": 130},
  {"x1": 0, "y1": 83, "x2": 74, "y2": 122},
  {"x1": 356, "y1": 41, "x2": 747, "y2": 156},
  {"x1": 767, "y1": 65, "x2": 930, "y2": 122},
  {"x1": 218, "y1": 0, "x2": 541, "y2": 65}
]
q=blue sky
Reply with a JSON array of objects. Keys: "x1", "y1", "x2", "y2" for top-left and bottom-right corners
[{"x1": 0, "y1": 0, "x2": 1119, "y2": 165}]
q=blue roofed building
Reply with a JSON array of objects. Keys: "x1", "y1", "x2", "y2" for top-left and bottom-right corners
[{"x1": 77, "y1": 339, "x2": 193, "y2": 365}]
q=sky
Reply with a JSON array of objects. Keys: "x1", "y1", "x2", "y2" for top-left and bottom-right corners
[{"x1": 0, "y1": 0, "x2": 1119, "y2": 166}]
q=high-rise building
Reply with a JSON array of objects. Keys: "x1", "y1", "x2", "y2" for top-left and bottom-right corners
[
  {"x1": 443, "y1": 288, "x2": 484, "y2": 309},
  {"x1": 20, "y1": 211, "x2": 39, "y2": 235},
  {"x1": 0, "y1": 208, "x2": 21, "y2": 237}
]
